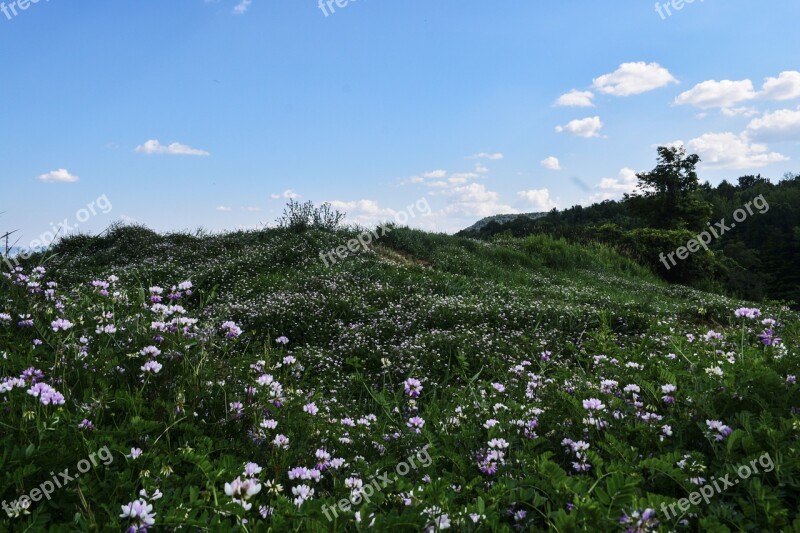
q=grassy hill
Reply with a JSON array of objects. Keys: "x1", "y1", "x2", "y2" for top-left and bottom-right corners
[{"x1": 1, "y1": 223, "x2": 798, "y2": 531}]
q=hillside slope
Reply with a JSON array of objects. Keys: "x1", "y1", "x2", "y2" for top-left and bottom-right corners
[{"x1": 1, "y1": 225, "x2": 798, "y2": 531}]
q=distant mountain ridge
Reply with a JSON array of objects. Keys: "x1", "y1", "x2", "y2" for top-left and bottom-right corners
[{"x1": 461, "y1": 212, "x2": 547, "y2": 233}]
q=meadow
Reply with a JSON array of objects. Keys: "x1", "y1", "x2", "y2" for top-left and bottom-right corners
[{"x1": 1, "y1": 220, "x2": 798, "y2": 531}]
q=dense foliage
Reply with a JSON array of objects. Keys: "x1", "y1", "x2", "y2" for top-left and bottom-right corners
[
  {"x1": 460, "y1": 148, "x2": 800, "y2": 306},
  {"x1": 1, "y1": 223, "x2": 799, "y2": 531}
]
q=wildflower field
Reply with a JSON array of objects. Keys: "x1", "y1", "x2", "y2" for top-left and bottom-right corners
[{"x1": 1, "y1": 224, "x2": 798, "y2": 531}]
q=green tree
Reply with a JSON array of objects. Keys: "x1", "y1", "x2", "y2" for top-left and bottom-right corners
[{"x1": 627, "y1": 146, "x2": 712, "y2": 231}]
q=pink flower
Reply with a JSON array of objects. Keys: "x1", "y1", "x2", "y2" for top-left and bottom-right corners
[
  {"x1": 407, "y1": 416, "x2": 425, "y2": 433},
  {"x1": 404, "y1": 378, "x2": 423, "y2": 398},
  {"x1": 51, "y1": 318, "x2": 73, "y2": 332}
]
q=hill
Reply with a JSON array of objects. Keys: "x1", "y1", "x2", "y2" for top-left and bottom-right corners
[
  {"x1": 460, "y1": 157, "x2": 800, "y2": 307},
  {"x1": 1, "y1": 221, "x2": 798, "y2": 531},
  {"x1": 461, "y1": 212, "x2": 547, "y2": 233}
]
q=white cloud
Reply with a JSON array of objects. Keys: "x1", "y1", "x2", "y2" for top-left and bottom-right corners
[
  {"x1": 686, "y1": 132, "x2": 788, "y2": 169},
  {"x1": 468, "y1": 152, "x2": 504, "y2": 160},
  {"x1": 244, "y1": 206, "x2": 262, "y2": 212},
  {"x1": 423, "y1": 169, "x2": 447, "y2": 179},
  {"x1": 721, "y1": 107, "x2": 759, "y2": 117},
  {"x1": 36, "y1": 168, "x2": 79, "y2": 183},
  {"x1": 216, "y1": 206, "x2": 232, "y2": 212},
  {"x1": 326, "y1": 199, "x2": 411, "y2": 226},
  {"x1": 597, "y1": 167, "x2": 638, "y2": 193},
  {"x1": 675, "y1": 71, "x2": 800, "y2": 111},
  {"x1": 555, "y1": 89, "x2": 595, "y2": 107},
  {"x1": 674, "y1": 79, "x2": 756, "y2": 109},
  {"x1": 439, "y1": 183, "x2": 517, "y2": 218},
  {"x1": 592, "y1": 62, "x2": 677, "y2": 96},
  {"x1": 555, "y1": 116, "x2": 603, "y2": 138},
  {"x1": 404, "y1": 168, "x2": 481, "y2": 189},
  {"x1": 233, "y1": 0, "x2": 252, "y2": 14},
  {"x1": 540, "y1": 156, "x2": 561, "y2": 170},
  {"x1": 271, "y1": 189, "x2": 300, "y2": 200},
  {"x1": 760, "y1": 71, "x2": 800, "y2": 101},
  {"x1": 746, "y1": 108, "x2": 800, "y2": 142},
  {"x1": 582, "y1": 168, "x2": 639, "y2": 204},
  {"x1": 135, "y1": 139, "x2": 210, "y2": 156},
  {"x1": 516, "y1": 189, "x2": 558, "y2": 211}
]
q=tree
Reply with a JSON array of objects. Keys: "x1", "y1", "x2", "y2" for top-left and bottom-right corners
[
  {"x1": 627, "y1": 146, "x2": 711, "y2": 230},
  {"x1": 738, "y1": 174, "x2": 770, "y2": 189}
]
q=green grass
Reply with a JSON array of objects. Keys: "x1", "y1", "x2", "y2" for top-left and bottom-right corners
[{"x1": 0, "y1": 224, "x2": 798, "y2": 531}]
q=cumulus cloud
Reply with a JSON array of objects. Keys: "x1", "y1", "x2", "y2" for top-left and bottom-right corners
[
  {"x1": 597, "y1": 167, "x2": 638, "y2": 193},
  {"x1": 555, "y1": 90, "x2": 595, "y2": 107},
  {"x1": 36, "y1": 168, "x2": 79, "y2": 183},
  {"x1": 438, "y1": 183, "x2": 517, "y2": 218},
  {"x1": 468, "y1": 152, "x2": 504, "y2": 160},
  {"x1": 423, "y1": 169, "x2": 447, "y2": 179},
  {"x1": 583, "y1": 168, "x2": 639, "y2": 203},
  {"x1": 517, "y1": 189, "x2": 558, "y2": 211},
  {"x1": 216, "y1": 206, "x2": 232, "y2": 212},
  {"x1": 135, "y1": 139, "x2": 210, "y2": 156},
  {"x1": 746, "y1": 108, "x2": 800, "y2": 142},
  {"x1": 555, "y1": 116, "x2": 604, "y2": 138},
  {"x1": 685, "y1": 132, "x2": 788, "y2": 169},
  {"x1": 674, "y1": 79, "x2": 757, "y2": 109},
  {"x1": 474, "y1": 162, "x2": 489, "y2": 173},
  {"x1": 760, "y1": 71, "x2": 800, "y2": 101},
  {"x1": 674, "y1": 71, "x2": 800, "y2": 112},
  {"x1": 233, "y1": 0, "x2": 252, "y2": 14},
  {"x1": 592, "y1": 62, "x2": 678, "y2": 96},
  {"x1": 540, "y1": 156, "x2": 561, "y2": 170},
  {"x1": 271, "y1": 189, "x2": 300, "y2": 200},
  {"x1": 721, "y1": 107, "x2": 759, "y2": 117}
]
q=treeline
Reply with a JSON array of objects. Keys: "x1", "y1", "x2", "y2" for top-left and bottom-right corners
[{"x1": 459, "y1": 147, "x2": 800, "y2": 306}]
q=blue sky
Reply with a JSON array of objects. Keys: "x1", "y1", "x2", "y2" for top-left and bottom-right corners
[{"x1": 2, "y1": 0, "x2": 800, "y2": 244}]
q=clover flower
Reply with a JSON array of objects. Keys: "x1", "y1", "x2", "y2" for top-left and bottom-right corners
[
  {"x1": 291, "y1": 484, "x2": 314, "y2": 507},
  {"x1": 141, "y1": 361, "x2": 163, "y2": 374},
  {"x1": 120, "y1": 498, "x2": 157, "y2": 532},
  {"x1": 407, "y1": 416, "x2": 426, "y2": 433},
  {"x1": 27, "y1": 382, "x2": 65, "y2": 405},
  {"x1": 244, "y1": 462, "x2": 262, "y2": 477},
  {"x1": 758, "y1": 328, "x2": 782, "y2": 346},
  {"x1": 224, "y1": 476, "x2": 262, "y2": 510},
  {"x1": 51, "y1": 318, "x2": 73, "y2": 332},
  {"x1": 735, "y1": 307, "x2": 761, "y2": 319},
  {"x1": 221, "y1": 321, "x2": 242, "y2": 338},
  {"x1": 619, "y1": 508, "x2": 659, "y2": 533},
  {"x1": 706, "y1": 419, "x2": 733, "y2": 441},
  {"x1": 404, "y1": 378, "x2": 423, "y2": 398},
  {"x1": 582, "y1": 398, "x2": 606, "y2": 412}
]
